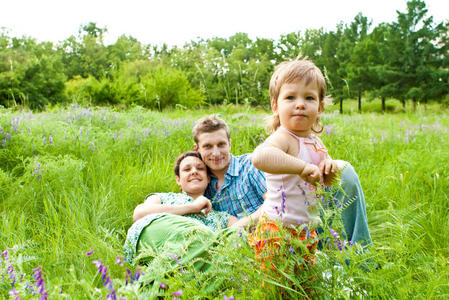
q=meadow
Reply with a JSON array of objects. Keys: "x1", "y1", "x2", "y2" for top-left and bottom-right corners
[{"x1": 1, "y1": 101, "x2": 448, "y2": 299}]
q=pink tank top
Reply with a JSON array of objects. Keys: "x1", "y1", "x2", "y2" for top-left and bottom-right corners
[{"x1": 263, "y1": 126, "x2": 329, "y2": 226}]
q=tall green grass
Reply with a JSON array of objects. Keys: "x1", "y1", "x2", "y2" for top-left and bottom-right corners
[{"x1": 1, "y1": 104, "x2": 448, "y2": 298}]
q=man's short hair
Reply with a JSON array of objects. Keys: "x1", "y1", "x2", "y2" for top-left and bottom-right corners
[{"x1": 192, "y1": 114, "x2": 230, "y2": 144}]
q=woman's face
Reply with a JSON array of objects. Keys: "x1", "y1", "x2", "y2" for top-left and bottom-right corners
[{"x1": 175, "y1": 156, "x2": 209, "y2": 197}]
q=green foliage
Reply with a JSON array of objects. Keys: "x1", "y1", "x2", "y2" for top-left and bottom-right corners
[
  {"x1": 1, "y1": 105, "x2": 449, "y2": 298},
  {"x1": 0, "y1": 37, "x2": 66, "y2": 109}
]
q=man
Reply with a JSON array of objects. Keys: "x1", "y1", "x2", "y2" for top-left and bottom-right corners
[{"x1": 193, "y1": 114, "x2": 371, "y2": 245}]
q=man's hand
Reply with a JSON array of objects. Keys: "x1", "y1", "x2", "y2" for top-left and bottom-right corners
[
  {"x1": 300, "y1": 163, "x2": 322, "y2": 186},
  {"x1": 191, "y1": 196, "x2": 212, "y2": 215},
  {"x1": 319, "y1": 159, "x2": 339, "y2": 186}
]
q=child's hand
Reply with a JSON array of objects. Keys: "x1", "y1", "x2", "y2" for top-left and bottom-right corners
[
  {"x1": 300, "y1": 163, "x2": 322, "y2": 186},
  {"x1": 319, "y1": 159, "x2": 339, "y2": 186},
  {"x1": 191, "y1": 196, "x2": 212, "y2": 215}
]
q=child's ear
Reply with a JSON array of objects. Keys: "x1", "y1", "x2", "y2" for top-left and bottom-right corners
[{"x1": 175, "y1": 175, "x2": 181, "y2": 186}]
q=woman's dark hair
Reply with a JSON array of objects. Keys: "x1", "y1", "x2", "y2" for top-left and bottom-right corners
[{"x1": 174, "y1": 151, "x2": 204, "y2": 177}]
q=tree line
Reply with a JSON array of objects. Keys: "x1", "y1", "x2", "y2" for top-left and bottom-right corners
[{"x1": 0, "y1": 0, "x2": 448, "y2": 112}]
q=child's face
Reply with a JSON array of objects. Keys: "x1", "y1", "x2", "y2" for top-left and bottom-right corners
[
  {"x1": 175, "y1": 156, "x2": 209, "y2": 196},
  {"x1": 272, "y1": 79, "x2": 323, "y2": 137}
]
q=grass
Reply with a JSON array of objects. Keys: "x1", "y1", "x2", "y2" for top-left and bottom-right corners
[{"x1": 1, "y1": 102, "x2": 449, "y2": 298}]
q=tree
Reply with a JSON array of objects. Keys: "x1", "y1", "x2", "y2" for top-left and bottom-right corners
[
  {"x1": 388, "y1": 0, "x2": 442, "y2": 110},
  {"x1": 344, "y1": 14, "x2": 371, "y2": 113}
]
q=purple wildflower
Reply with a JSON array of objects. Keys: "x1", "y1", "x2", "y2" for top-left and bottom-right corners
[
  {"x1": 125, "y1": 268, "x2": 132, "y2": 284},
  {"x1": 133, "y1": 267, "x2": 142, "y2": 282},
  {"x1": 86, "y1": 250, "x2": 94, "y2": 256},
  {"x1": 159, "y1": 282, "x2": 167, "y2": 289},
  {"x1": 49, "y1": 136, "x2": 53, "y2": 144},
  {"x1": 42, "y1": 137, "x2": 47, "y2": 145},
  {"x1": 32, "y1": 266, "x2": 47, "y2": 298},
  {"x1": 224, "y1": 296, "x2": 235, "y2": 300},
  {"x1": 324, "y1": 124, "x2": 335, "y2": 135},
  {"x1": 8, "y1": 288, "x2": 18, "y2": 296},
  {"x1": 115, "y1": 256, "x2": 124, "y2": 266},
  {"x1": 104, "y1": 275, "x2": 113, "y2": 290},
  {"x1": 102, "y1": 266, "x2": 108, "y2": 280},
  {"x1": 289, "y1": 247, "x2": 295, "y2": 254},
  {"x1": 92, "y1": 259, "x2": 102, "y2": 268},
  {"x1": 106, "y1": 290, "x2": 117, "y2": 300},
  {"x1": 280, "y1": 190, "x2": 287, "y2": 214},
  {"x1": 329, "y1": 228, "x2": 340, "y2": 239},
  {"x1": 7, "y1": 264, "x2": 14, "y2": 273},
  {"x1": 173, "y1": 289, "x2": 183, "y2": 296}
]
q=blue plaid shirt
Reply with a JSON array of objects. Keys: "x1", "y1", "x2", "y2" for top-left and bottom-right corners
[{"x1": 204, "y1": 154, "x2": 266, "y2": 218}]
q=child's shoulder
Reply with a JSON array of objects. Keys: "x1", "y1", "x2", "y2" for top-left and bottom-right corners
[{"x1": 265, "y1": 128, "x2": 299, "y2": 153}]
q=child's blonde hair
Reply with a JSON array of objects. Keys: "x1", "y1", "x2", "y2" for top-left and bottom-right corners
[{"x1": 268, "y1": 59, "x2": 327, "y2": 134}]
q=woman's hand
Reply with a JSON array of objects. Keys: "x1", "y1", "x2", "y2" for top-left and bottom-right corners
[
  {"x1": 319, "y1": 159, "x2": 339, "y2": 186},
  {"x1": 190, "y1": 196, "x2": 212, "y2": 215}
]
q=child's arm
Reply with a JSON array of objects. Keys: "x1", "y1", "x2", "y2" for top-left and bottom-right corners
[
  {"x1": 132, "y1": 195, "x2": 212, "y2": 222},
  {"x1": 319, "y1": 159, "x2": 339, "y2": 186},
  {"x1": 315, "y1": 136, "x2": 340, "y2": 186},
  {"x1": 252, "y1": 131, "x2": 322, "y2": 185}
]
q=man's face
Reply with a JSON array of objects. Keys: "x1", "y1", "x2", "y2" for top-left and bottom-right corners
[{"x1": 194, "y1": 129, "x2": 231, "y2": 174}]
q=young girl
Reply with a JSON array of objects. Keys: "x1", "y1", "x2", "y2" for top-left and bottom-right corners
[{"x1": 250, "y1": 59, "x2": 339, "y2": 271}]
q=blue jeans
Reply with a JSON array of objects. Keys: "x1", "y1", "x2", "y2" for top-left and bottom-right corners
[{"x1": 333, "y1": 161, "x2": 372, "y2": 246}]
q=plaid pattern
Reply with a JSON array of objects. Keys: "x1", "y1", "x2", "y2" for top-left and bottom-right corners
[{"x1": 205, "y1": 154, "x2": 266, "y2": 218}]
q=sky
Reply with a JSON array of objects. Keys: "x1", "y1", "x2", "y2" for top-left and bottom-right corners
[{"x1": 1, "y1": 0, "x2": 448, "y2": 47}]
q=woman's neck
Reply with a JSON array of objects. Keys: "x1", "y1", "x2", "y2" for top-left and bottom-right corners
[{"x1": 185, "y1": 191, "x2": 204, "y2": 199}]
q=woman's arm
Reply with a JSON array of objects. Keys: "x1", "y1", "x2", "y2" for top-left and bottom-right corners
[{"x1": 132, "y1": 194, "x2": 212, "y2": 222}]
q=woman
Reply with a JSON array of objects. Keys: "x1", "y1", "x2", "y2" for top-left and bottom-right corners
[{"x1": 123, "y1": 151, "x2": 253, "y2": 268}]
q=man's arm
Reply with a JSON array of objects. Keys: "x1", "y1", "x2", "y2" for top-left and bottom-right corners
[{"x1": 230, "y1": 200, "x2": 264, "y2": 227}]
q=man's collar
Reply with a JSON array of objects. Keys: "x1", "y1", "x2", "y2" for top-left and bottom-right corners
[
  {"x1": 209, "y1": 154, "x2": 239, "y2": 179},
  {"x1": 226, "y1": 154, "x2": 240, "y2": 177}
]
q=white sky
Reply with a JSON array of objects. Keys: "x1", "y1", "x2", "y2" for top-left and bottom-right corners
[{"x1": 1, "y1": 0, "x2": 447, "y2": 47}]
